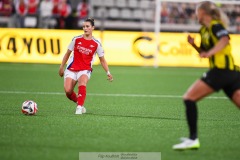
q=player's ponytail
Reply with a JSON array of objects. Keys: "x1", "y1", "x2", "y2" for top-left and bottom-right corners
[{"x1": 219, "y1": 9, "x2": 230, "y2": 28}]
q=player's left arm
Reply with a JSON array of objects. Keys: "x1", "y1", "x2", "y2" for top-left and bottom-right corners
[
  {"x1": 96, "y1": 41, "x2": 113, "y2": 82},
  {"x1": 200, "y1": 24, "x2": 230, "y2": 58},
  {"x1": 99, "y1": 56, "x2": 113, "y2": 82},
  {"x1": 201, "y1": 36, "x2": 229, "y2": 58}
]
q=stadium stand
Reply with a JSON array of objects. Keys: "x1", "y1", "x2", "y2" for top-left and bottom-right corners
[
  {"x1": 0, "y1": 0, "x2": 240, "y2": 33},
  {"x1": 88, "y1": 0, "x2": 240, "y2": 32}
]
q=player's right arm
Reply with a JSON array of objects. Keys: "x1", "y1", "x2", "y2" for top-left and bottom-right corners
[
  {"x1": 58, "y1": 49, "x2": 72, "y2": 77},
  {"x1": 187, "y1": 35, "x2": 202, "y2": 53}
]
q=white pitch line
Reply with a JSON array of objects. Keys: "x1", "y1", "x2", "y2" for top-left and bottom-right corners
[{"x1": 0, "y1": 90, "x2": 228, "y2": 99}]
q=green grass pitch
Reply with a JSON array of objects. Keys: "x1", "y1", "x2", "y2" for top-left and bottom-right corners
[{"x1": 0, "y1": 63, "x2": 239, "y2": 160}]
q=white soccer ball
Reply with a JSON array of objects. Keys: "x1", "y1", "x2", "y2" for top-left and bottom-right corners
[{"x1": 21, "y1": 100, "x2": 38, "y2": 115}]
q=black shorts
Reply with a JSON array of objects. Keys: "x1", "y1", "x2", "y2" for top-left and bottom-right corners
[{"x1": 201, "y1": 68, "x2": 240, "y2": 98}]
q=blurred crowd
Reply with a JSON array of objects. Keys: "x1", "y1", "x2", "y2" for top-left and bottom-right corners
[
  {"x1": 0, "y1": 0, "x2": 89, "y2": 29},
  {"x1": 161, "y1": 2, "x2": 240, "y2": 26},
  {"x1": 1, "y1": 0, "x2": 240, "y2": 31},
  {"x1": 161, "y1": 2, "x2": 240, "y2": 32}
]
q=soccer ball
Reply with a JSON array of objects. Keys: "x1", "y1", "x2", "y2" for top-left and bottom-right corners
[{"x1": 21, "y1": 100, "x2": 38, "y2": 115}]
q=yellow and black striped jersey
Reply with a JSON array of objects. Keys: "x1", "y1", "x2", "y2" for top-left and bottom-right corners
[{"x1": 199, "y1": 20, "x2": 237, "y2": 70}]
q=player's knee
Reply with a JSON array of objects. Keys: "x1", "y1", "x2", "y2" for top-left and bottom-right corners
[
  {"x1": 64, "y1": 87, "x2": 73, "y2": 96},
  {"x1": 183, "y1": 95, "x2": 188, "y2": 101},
  {"x1": 183, "y1": 92, "x2": 191, "y2": 101},
  {"x1": 183, "y1": 91, "x2": 200, "y2": 102},
  {"x1": 78, "y1": 80, "x2": 87, "y2": 86}
]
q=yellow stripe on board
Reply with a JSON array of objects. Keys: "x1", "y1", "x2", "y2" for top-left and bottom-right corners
[{"x1": 0, "y1": 28, "x2": 239, "y2": 67}]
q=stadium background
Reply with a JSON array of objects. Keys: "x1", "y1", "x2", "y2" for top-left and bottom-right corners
[
  {"x1": 0, "y1": 0, "x2": 240, "y2": 160},
  {"x1": 0, "y1": 0, "x2": 240, "y2": 67}
]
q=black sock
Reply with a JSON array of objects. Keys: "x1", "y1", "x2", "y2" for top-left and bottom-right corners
[{"x1": 184, "y1": 100, "x2": 198, "y2": 140}]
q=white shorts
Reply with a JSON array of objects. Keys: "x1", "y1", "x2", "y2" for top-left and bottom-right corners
[{"x1": 64, "y1": 69, "x2": 92, "y2": 81}]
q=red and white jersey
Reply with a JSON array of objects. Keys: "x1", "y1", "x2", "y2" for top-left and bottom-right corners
[{"x1": 67, "y1": 35, "x2": 104, "y2": 71}]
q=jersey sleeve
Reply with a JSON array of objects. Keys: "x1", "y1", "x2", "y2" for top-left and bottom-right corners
[
  {"x1": 68, "y1": 37, "x2": 76, "y2": 51},
  {"x1": 96, "y1": 42, "x2": 104, "y2": 57},
  {"x1": 212, "y1": 24, "x2": 229, "y2": 39}
]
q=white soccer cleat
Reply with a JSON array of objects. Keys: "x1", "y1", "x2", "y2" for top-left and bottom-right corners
[
  {"x1": 173, "y1": 138, "x2": 200, "y2": 150},
  {"x1": 180, "y1": 137, "x2": 189, "y2": 142},
  {"x1": 82, "y1": 106, "x2": 86, "y2": 114},
  {"x1": 75, "y1": 105, "x2": 83, "y2": 115}
]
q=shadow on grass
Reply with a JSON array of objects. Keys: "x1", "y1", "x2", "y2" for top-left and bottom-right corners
[{"x1": 86, "y1": 112, "x2": 181, "y2": 121}]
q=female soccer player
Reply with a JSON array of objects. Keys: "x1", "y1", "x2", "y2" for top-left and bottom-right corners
[
  {"x1": 58, "y1": 18, "x2": 113, "y2": 115},
  {"x1": 173, "y1": 1, "x2": 240, "y2": 150}
]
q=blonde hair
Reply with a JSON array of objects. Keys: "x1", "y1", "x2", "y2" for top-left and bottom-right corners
[{"x1": 196, "y1": 1, "x2": 229, "y2": 28}]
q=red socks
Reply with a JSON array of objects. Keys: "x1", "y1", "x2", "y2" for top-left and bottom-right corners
[
  {"x1": 77, "y1": 85, "x2": 86, "y2": 106},
  {"x1": 65, "y1": 86, "x2": 87, "y2": 106},
  {"x1": 66, "y1": 92, "x2": 77, "y2": 103}
]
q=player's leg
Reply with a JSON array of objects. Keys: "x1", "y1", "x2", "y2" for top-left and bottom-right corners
[
  {"x1": 77, "y1": 74, "x2": 89, "y2": 107},
  {"x1": 64, "y1": 77, "x2": 77, "y2": 103},
  {"x1": 232, "y1": 89, "x2": 240, "y2": 108},
  {"x1": 184, "y1": 79, "x2": 215, "y2": 101},
  {"x1": 64, "y1": 69, "x2": 78, "y2": 103},
  {"x1": 223, "y1": 70, "x2": 240, "y2": 109},
  {"x1": 183, "y1": 79, "x2": 214, "y2": 138},
  {"x1": 231, "y1": 71, "x2": 240, "y2": 109},
  {"x1": 75, "y1": 70, "x2": 91, "y2": 114},
  {"x1": 173, "y1": 79, "x2": 214, "y2": 150}
]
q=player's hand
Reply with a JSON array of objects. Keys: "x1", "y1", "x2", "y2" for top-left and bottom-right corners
[
  {"x1": 107, "y1": 74, "x2": 113, "y2": 82},
  {"x1": 187, "y1": 35, "x2": 195, "y2": 45},
  {"x1": 58, "y1": 66, "x2": 64, "y2": 77},
  {"x1": 200, "y1": 51, "x2": 211, "y2": 58}
]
